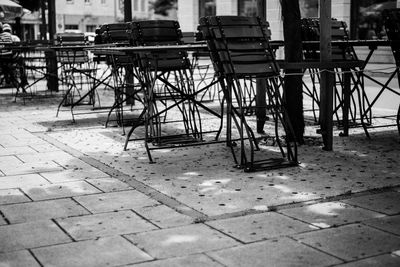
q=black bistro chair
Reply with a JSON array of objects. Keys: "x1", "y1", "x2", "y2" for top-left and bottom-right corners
[
  {"x1": 379, "y1": 9, "x2": 400, "y2": 135},
  {"x1": 198, "y1": 16, "x2": 298, "y2": 171},
  {"x1": 124, "y1": 20, "x2": 224, "y2": 162},
  {"x1": 99, "y1": 22, "x2": 143, "y2": 131},
  {"x1": 300, "y1": 18, "x2": 369, "y2": 133},
  {"x1": 55, "y1": 32, "x2": 98, "y2": 121}
]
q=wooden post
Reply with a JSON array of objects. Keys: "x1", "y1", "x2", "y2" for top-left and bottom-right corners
[
  {"x1": 124, "y1": 0, "x2": 135, "y2": 105},
  {"x1": 256, "y1": 0, "x2": 267, "y2": 133},
  {"x1": 281, "y1": 0, "x2": 304, "y2": 143},
  {"x1": 319, "y1": 0, "x2": 334, "y2": 150}
]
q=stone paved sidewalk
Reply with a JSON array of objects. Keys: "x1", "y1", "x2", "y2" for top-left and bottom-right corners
[{"x1": 0, "y1": 88, "x2": 399, "y2": 267}]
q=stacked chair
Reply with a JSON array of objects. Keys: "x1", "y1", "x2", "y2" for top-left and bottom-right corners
[
  {"x1": 377, "y1": 9, "x2": 400, "y2": 136},
  {"x1": 55, "y1": 32, "x2": 98, "y2": 121},
  {"x1": 198, "y1": 16, "x2": 298, "y2": 171},
  {"x1": 123, "y1": 20, "x2": 224, "y2": 162},
  {"x1": 300, "y1": 18, "x2": 369, "y2": 134},
  {"x1": 99, "y1": 22, "x2": 142, "y2": 131}
]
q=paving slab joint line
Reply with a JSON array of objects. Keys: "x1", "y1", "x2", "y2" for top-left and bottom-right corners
[{"x1": 32, "y1": 132, "x2": 208, "y2": 220}]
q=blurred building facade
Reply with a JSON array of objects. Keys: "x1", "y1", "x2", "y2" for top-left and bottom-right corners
[
  {"x1": 178, "y1": 0, "x2": 400, "y2": 40},
  {"x1": 55, "y1": 0, "x2": 150, "y2": 33}
]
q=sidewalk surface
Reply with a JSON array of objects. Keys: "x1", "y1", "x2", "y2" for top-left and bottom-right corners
[{"x1": 0, "y1": 77, "x2": 400, "y2": 267}]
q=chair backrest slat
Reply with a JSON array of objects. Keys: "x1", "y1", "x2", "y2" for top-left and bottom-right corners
[
  {"x1": 198, "y1": 16, "x2": 278, "y2": 78},
  {"x1": 55, "y1": 33, "x2": 89, "y2": 64},
  {"x1": 301, "y1": 18, "x2": 356, "y2": 61},
  {"x1": 129, "y1": 20, "x2": 190, "y2": 71}
]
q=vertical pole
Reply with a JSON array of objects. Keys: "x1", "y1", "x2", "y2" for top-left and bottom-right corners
[
  {"x1": 40, "y1": 0, "x2": 47, "y2": 40},
  {"x1": 256, "y1": 0, "x2": 267, "y2": 133},
  {"x1": 124, "y1": 0, "x2": 135, "y2": 105},
  {"x1": 319, "y1": 0, "x2": 334, "y2": 150},
  {"x1": 46, "y1": 0, "x2": 58, "y2": 92},
  {"x1": 124, "y1": 0, "x2": 133, "y2": 21},
  {"x1": 350, "y1": 1, "x2": 359, "y2": 39},
  {"x1": 48, "y1": 0, "x2": 56, "y2": 41}
]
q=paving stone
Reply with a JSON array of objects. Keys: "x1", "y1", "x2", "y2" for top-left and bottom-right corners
[
  {"x1": 132, "y1": 254, "x2": 223, "y2": 267},
  {"x1": 40, "y1": 169, "x2": 110, "y2": 183},
  {"x1": 0, "y1": 155, "x2": 23, "y2": 166},
  {"x1": 22, "y1": 180, "x2": 102, "y2": 201},
  {"x1": 334, "y1": 253, "x2": 400, "y2": 267},
  {"x1": 363, "y1": 214, "x2": 400, "y2": 235},
  {"x1": 0, "y1": 216, "x2": 6, "y2": 226},
  {"x1": 0, "y1": 188, "x2": 31, "y2": 205},
  {"x1": 74, "y1": 190, "x2": 159, "y2": 213},
  {"x1": 0, "y1": 161, "x2": 64, "y2": 176},
  {"x1": 207, "y1": 237, "x2": 342, "y2": 267},
  {"x1": 294, "y1": 224, "x2": 400, "y2": 261},
  {"x1": 86, "y1": 177, "x2": 133, "y2": 192},
  {"x1": 57, "y1": 210, "x2": 157, "y2": 240},
  {"x1": 0, "y1": 146, "x2": 37, "y2": 156},
  {"x1": 280, "y1": 201, "x2": 385, "y2": 228},
  {"x1": 342, "y1": 192, "x2": 400, "y2": 215},
  {"x1": 0, "y1": 138, "x2": 49, "y2": 148},
  {"x1": 207, "y1": 212, "x2": 312, "y2": 243},
  {"x1": 0, "y1": 250, "x2": 41, "y2": 267},
  {"x1": 54, "y1": 158, "x2": 103, "y2": 171},
  {"x1": 124, "y1": 224, "x2": 239, "y2": 259},
  {"x1": 32, "y1": 236, "x2": 152, "y2": 267},
  {"x1": 17, "y1": 151, "x2": 75, "y2": 163},
  {"x1": 0, "y1": 174, "x2": 51, "y2": 190},
  {"x1": 29, "y1": 143, "x2": 61, "y2": 153},
  {"x1": 0, "y1": 220, "x2": 71, "y2": 252},
  {"x1": 136, "y1": 204, "x2": 193, "y2": 228},
  {"x1": 0, "y1": 198, "x2": 90, "y2": 223}
]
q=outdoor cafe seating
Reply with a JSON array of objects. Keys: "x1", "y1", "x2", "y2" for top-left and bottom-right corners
[
  {"x1": 55, "y1": 32, "x2": 98, "y2": 121},
  {"x1": 121, "y1": 20, "x2": 224, "y2": 163},
  {"x1": 99, "y1": 22, "x2": 143, "y2": 131},
  {"x1": 300, "y1": 17, "x2": 369, "y2": 133},
  {"x1": 198, "y1": 16, "x2": 298, "y2": 171},
  {"x1": 0, "y1": 37, "x2": 28, "y2": 102},
  {"x1": 373, "y1": 8, "x2": 400, "y2": 136}
]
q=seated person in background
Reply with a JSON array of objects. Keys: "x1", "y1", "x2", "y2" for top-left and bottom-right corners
[
  {"x1": 2, "y1": 23, "x2": 21, "y2": 42},
  {"x1": 0, "y1": 23, "x2": 28, "y2": 88}
]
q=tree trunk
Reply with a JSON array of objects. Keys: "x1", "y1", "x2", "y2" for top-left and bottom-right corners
[{"x1": 281, "y1": 0, "x2": 305, "y2": 143}]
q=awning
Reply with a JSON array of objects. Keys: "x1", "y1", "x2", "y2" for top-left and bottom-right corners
[{"x1": 0, "y1": 0, "x2": 24, "y2": 21}]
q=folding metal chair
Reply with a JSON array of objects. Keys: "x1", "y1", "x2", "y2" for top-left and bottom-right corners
[
  {"x1": 99, "y1": 22, "x2": 143, "y2": 130},
  {"x1": 124, "y1": 20, "x2": 224, "y2": 162},
  {"x1": 55, "y1": 32, "x2": 98, "y2": 121},
  {"x1": 300, "y1": 18, "x2": 369, "y2": 132},
  {"x1": 198, "y1": 16, "x2": 298, "y2": 171},
  {"x1": 369, "y1": 9, "x2": 400, "y2": 136}
]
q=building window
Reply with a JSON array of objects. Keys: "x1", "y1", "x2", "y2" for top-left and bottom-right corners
[
  {"x1": 86, "y1": 25, "x2": 97, "y2": 32},
  {"x1": 84, "y1": 0, "x2": 91, "y2": 4},
  {"x1": 355, "y1": 0, "x2": 396, "y2": 40},
  {"x1": 101, "y1": 0, "x2": 106, "y2": 4},
  {"x1": 141, "y1": 0, "x2": 145, "y2": 12},
  {"x1": 66, "y1": 0, "x2": 73, "y2": 4},
  {"x1": 199, "y1": 0, "x2": 216, "y2": 18},
  {"x1": 65, "y1": 24, "x2": 79, "y2": 30},
  {"x1": 299, "y1": 0, "x2": 319, "y2": 18},
  {"x1": 238, "y1": 0, "x2": 257, "y2": 17},
  {"x1": 133, "y1": 0, "x2": 139, "y2": 11}
]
